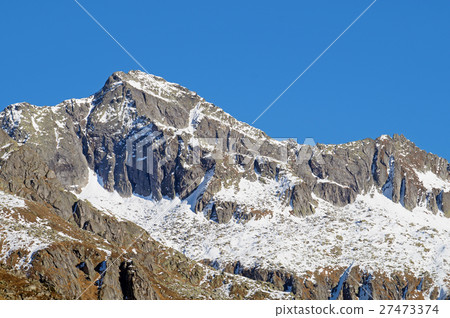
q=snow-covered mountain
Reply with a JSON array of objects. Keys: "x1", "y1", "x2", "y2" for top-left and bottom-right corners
[{"x1": 0, "y1": 71, "x2": 449, "y2": 299}]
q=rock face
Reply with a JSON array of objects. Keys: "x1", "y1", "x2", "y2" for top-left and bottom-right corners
[
  {"x1": 0, "y1": 147, "x2": 289, "y2": 299},
  {"x1": 2, "y1": 71, "x2": 449, "y2": 225},
  {"x1": 442, "y1": 192, "x2": 450, "y2": 217},
  {"x1": 0, "y1": 102, "x2": 89, "y2": 189},
  {"x1": 222, "y1": 262, "x2": 441, "y2": 300},
  {"x1": 1, "y1": 70, "x2": 450, "y2": 300},
  {"x1": 0, "y1": 130, "x2": 76, "y2": 221}
]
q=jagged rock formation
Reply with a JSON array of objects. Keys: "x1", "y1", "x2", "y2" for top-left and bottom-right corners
[
  {"x1": 1, "y1": 70, "x2": 449, "y2": 299},
  {"x1": 2, "y1": 72, "x2": 449, "y2": 222},
  {"x1": 0, "y1": 128, "x2": 290, "y2": 299}
]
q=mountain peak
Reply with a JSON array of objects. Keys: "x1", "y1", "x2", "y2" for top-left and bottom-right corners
[
  {"x1": 101, "y1": 70, "x2": 199, "y2": 101},
  {"x1": 1, "y1": 70, "x2": 450, "y2": 299}
]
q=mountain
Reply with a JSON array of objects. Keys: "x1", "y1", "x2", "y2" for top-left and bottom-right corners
[{"x1": 0, "y1": 70, "x2": 449, "y2": 300}]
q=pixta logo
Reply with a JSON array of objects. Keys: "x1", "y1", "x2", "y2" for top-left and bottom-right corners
[
  {"x1": 125, "y1": 126, "x2": 173, "y2": 175},
  {"x1": 125, "y1": 127, "x2": 323, "y2": 175},
  {"x1": 296, "y1": 137, "x2": 325, "y2": 165}
]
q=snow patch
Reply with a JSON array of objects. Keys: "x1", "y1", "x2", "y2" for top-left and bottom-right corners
[
  {"x1": 77, "y1": 172, "x2": 450, "y2": 292},
  {"x1": 414, "y1": 169, "x2": 450, "y2": 192},
  {"x1": 0, "y1": 192, "x2": 51, "y2": 268}
]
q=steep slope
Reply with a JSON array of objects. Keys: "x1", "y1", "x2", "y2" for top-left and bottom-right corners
[
  {"x1": 2, "y1": 71, "x2": 449, "y2": 218},
  {"x1": 0, "y1": 190, "x2": 289, "y2": 300},
  {"x1": 1, "y1": 70, "x2": 449, "y2": 299},
  {"x1": 0, "y1": 127, "x2": 291, "y2": 300}
]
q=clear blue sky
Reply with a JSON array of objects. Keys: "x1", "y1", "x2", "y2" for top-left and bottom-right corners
[{"x1": 1, "y1": 0, "x2": 449, "y2": 159}]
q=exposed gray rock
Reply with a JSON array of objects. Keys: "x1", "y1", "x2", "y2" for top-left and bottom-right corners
[
  {"x1": 291, "y1": 184, "x2": 316, "y2": 217},
  {"x1": 0, "y1": 140, "x2": 76, "y2": 221},
  {"x1": 441, "y1": 192, "x2": 450, "y2": 217},
  {"x1": 313, "y1": 182, "x2": 357, "y2": 207},
  {"x1": 2, "y1": 72, "x2": 450, "y2": 224},
  {"x1": 72, "y1": 199, "x2": 149, "y2": 247},
  {"x1": 208, "y1": 200, "x2": 237, "y2": 223}
]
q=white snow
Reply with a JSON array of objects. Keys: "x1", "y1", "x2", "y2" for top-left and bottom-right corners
[
  {"x1": 186, "y1": 102, "x2": 204, "y2": 135},
  {"x1": 214, "y1": 174, "x2": 292, "y2": 211},
  {"x1": 126, "y1": 71, "x2": 190, "y2": 104},
  {"x1": 53, "y1": 127, "x2": 63, "y2": 148},
  {"x1": 186, "y1": 168, "x2": 215, "y2": 208},
  {"x1": 30, "y1": 116, "x2": 40, "y2": 132},
  {"x1": 6, "y1": 105, "x2": 23, "y2": 128},
  {"x1": 0, "y1": 143, "x2": 13, "y2": 162},
  {"x1": 1, "y1": 151, "x2": 12, "y2": 161},
  {"x1": 316, "y1": 177, "x2": 350, "y2": 189},
  {"x1": 97, "y1": 247, "x2": 112, "y2": 257},
  {"x1": 57, "y1": 232, "x2": 81, "y2": 243},
  {"x1": 0, "y1": 191, "x2": 26, "y2": 209},
  {"x1": 77, "y1": 170, "x2": 450, "y2": 292},
  {"x1": 0, "y1": 143, "x2": 11, "y2": 150},
  {"x1": 0, "y1": 191, "x2": 89, "y2": 268},
  {"x1": 414, "y1": 169, "x2": 450, "y2": 192},
  {"x1": 55, "y1": 119, "x2": 65, "y2": 130},
  {"x1": 0, "y1": 192, "x2": 50, "y2": 268}
]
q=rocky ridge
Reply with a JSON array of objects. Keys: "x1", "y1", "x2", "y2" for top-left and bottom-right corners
[
  {"x1": 0, "y1": 128, "x2": 290, "y2": 300},
  {"x1": 0, "y1": 71, "x2": 449, "y2": 299}
]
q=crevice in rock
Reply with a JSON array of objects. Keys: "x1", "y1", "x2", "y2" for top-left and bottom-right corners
[
  {"x1": 94, "y1": 261, "x2": 107, "y2": 294},
  {"x1": 76, "y1": 262, "x2": 89, "y2": 278},
  {"x1": 437, "y1": 191, "x2": 443, "y2": 212},
  {"x1": 342, "y1": 281, "x2": 353, "y2": 300},
  {"x1": 382, "y1": 156, "x2": 395, "y2": 200},
  {"x1": 401, "y1": 283, "x2": 408, "y2": 300},
  {"x1": 234, "y1": 261, "x2": 242, "y2": 275},
  {"x1": 437, "y1": 287, "x2": 447, "y2": 300},
  {"x1": 329, "y1": 263, "x2": 352, "y2": 300},
  {"x1": 119, "y1": 260, "x2": 136, "y2": 300},
  {"x1": 400, "y1": 178, "x2": 406, "y2": 207},
  {"x1": 358, "y1": 273, "x2": 373, "y2": 300},
  {"x1": 417, "y1": 277, "x2": 424, "y2": 291},
  {"x1": 283, "y1": 277, "x2": 294, "y2": 293}
]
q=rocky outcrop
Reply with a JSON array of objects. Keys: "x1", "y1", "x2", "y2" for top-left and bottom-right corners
[
  {"x1": 222, "y1": 262, "x2": 447, "y2": 300},
  {"x1": 0, "y1": 102, "x2": 89, "y2": 189},
  {"x1": 441, "y1": 192, "x2": 450, "y2": 217},
  {"x1": 0, "y1": 186, "x2": 289, "y2": 300},
  {"x1": 0, "y1": 136, "x2": 288, "y2": 300},
  {"x1": 72, "y1": 200, "x2": 146, "y2": 247},
  {"x1": 291, "y1": 184, "x2": 316, "y2": 217},
  {"x1": 370, "y1": 134, "x2": 449, "y2": 212},
  {"x1": 0, "y1": 136, "x2": 76, "y2": 221},
  {"x1": 0, "y1": 265, "x2": 62, "y2": 300}
]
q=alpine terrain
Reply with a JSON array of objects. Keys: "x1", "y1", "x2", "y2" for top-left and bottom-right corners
[{"x1": 0, "y1": 70, "x2": 449, "y2": 300}]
